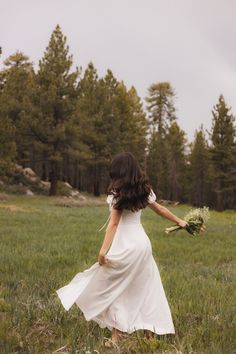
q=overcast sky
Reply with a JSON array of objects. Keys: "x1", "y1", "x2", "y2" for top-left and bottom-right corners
[{"x1": 1, "y1": 0, "x2": 235, "y2": 141}]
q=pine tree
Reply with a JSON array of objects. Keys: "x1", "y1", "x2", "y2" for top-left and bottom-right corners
[
  {"x1": 166, "y1": 121, "x2": 187, "y2": 201},
  {"x1": 146, "y1": 82, "x2": 177, "y2": 197},
  {"x1": 25, "y1": 25, "x2": 80, "y2": 195},
  {"x1": 113, "y1": 83, "x2": 148, "y2": 164},
  {"x1": 209, "y1": 95, "x2": 236, "y2": 210},
  {"x1": 189, "y1": 125, "x2": 210, "y2": 206},
  {"x1": 146, "y1": 132, "x2": 164, "y2": 194},
  {"x1": 146, "y1": 82, "x2": 176, "y2": 135},
  {"x1": 77, "y1": 63, "x2": 110, "y2": 195},
  {"x1": 77, "y1": 67, "x2": 148, "y2": 195},
  {"x1": 0, "y1": 52, "x2": 34, "y2": 167},
  {"x1": 126, "y1": 86, "x2": 148, "y2": 166},
  {"x1": 0, "y1": 115, "x2": 16, "y2": 177},
  {"x1": 100, "y1": 69, "x2": 122, "y2": 157}
]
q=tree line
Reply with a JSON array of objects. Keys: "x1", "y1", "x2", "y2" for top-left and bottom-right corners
[{"x1": 0, "y1": 25, "x2": 235, "y2": 211}]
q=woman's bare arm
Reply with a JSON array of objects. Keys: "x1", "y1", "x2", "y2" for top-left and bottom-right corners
[
  {"x1": 98, "y1": 208, "x2": 122, "y2": 265},
  {"x1": 148, "y1": 202, "x2": 188, "y2": 228}
]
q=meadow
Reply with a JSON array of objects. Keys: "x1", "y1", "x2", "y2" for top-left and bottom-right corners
[{"x1": 0, "y1": 195, "x2": 235, "y2": 354}]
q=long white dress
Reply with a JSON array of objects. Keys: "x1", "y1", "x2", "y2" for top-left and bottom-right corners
[{"x1": 56, "y1": 190, "x2": 175, "y2": 335}]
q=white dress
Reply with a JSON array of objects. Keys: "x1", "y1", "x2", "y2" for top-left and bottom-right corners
[{"x1": 56, "y1": 190, "x2": 175, "y2": 335}]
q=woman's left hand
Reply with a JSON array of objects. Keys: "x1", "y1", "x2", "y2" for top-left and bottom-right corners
[
  {"x1": 200, "y1": 224, "x2": 206, "y2": 232},
  {"x1": 177, "y1": 219, "x2": 189, "y2": 228},
  {"x1": 98, "y1": 251, "x2": 109, "y2": 266}
]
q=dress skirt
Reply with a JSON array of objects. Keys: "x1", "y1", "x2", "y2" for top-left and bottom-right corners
[{"x1": 56, "y1": 218, "x2": 175, "y2": 335}]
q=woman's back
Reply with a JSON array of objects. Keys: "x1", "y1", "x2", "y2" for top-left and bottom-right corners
[
  {"x1": 119, "y1": 208, "x2": 142, "y2": 226},
  {"x1": 107, "y1": 189, "x2": 156, "y2": 227}
]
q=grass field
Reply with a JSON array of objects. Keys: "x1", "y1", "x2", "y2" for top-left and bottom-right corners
[{"x1": 0, "y1": 195, "x2": 235, "y2": 354}]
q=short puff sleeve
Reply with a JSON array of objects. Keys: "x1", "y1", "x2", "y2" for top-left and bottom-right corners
[
  {"x1": 148, "y1": 189, "x2": 156, "y2": 204},
  {"x1": 106, "y1": 194, "x2": 114, "y2": 211}
]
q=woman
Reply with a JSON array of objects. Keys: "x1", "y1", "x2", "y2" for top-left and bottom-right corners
[{"x1": 56, "y1": 152, "x2": 204, "y2": 348}]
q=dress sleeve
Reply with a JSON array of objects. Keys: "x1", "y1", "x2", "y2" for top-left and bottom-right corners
[
  {"x1": 148, "y1": 189, "x2": 156, "y2": 204},
  {"x1": 106, "y1": 194, "x2": 114, "y2": 211}
]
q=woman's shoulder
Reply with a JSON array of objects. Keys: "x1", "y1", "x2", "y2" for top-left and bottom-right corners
[
  {"x1": 106, "y1": 189, "x2": 116, "y2": 200},
  {"x1": 147, "y1": 188, "x2": 156, "y2": 204},
  {"x1": 106, "y1": 193, "x2": 114, "y2": 204},
  {"x1": 106, "y1": 190, "x2": 116, "y2": 211},
  {"x1": 106, "y1": 188, "x2": 156, "y2": 210}
]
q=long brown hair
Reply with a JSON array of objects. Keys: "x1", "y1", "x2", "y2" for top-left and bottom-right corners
[{"x1": 107, "y1": 152, "x2": 152, "y2": 211}]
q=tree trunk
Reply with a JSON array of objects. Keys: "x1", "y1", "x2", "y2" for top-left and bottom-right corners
[
  {"x1": 216, "y1": 190, "x2": 223, "y2": 211},
  {"x1": 42, "y1": 152, "x2": 49, "y2": 181},
  {"x1": 49, "y1": 161, "x2": 58, "y2": 196},
  {"x1": 74, "y1": 159, "x2": 78, "y2": 189},
  {"x1": 94, "y1": 163, "x2": 100, "y2": 196},
  {"x1": 29, "y1": 146, "x2": 36, "y2": 171}
]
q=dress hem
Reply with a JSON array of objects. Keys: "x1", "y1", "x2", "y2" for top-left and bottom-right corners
[{"x1": 86, "y1": 313, "x2": 175, "y2": 335}]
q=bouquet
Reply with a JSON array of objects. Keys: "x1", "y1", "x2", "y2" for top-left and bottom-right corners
[{"x1": 165, "y1": 206, "x2": 210, "y2": 236}]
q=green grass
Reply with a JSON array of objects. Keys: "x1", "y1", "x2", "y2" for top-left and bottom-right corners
[{"x1": 0, "y1": 195, "x2": 235, "y2": 354}]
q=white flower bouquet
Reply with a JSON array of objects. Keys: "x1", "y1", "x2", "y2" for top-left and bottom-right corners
[{"x1": 165, "y1": 206, "x2": 210, "y2": 236}]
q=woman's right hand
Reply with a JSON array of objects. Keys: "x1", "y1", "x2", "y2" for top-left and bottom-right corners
[{"x1": 98, "y1": 251, "x2": 109, "y2": 266}]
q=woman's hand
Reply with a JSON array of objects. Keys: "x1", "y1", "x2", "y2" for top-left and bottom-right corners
[
  {"x1": 200, "y1": 224, "x2": 206, "y2": 232},
  {"x1": 177, "y1": 219, "x2": 189, "y2": 228},
  {"x1": 98, "y1": 251, "x2": 109, "y2": 266},
  {"x1": 177, "y1": 219, "x2": 206, "y2": 232}
]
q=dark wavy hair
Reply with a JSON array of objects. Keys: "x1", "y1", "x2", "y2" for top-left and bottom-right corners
[{"x1": 107, "y1": 152, "x2": 152, "y2": 211}]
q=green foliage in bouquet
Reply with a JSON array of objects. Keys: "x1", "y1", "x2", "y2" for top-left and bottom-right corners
[{"x1": 165, "y1": 206, "x2": 210, "y2": 236}]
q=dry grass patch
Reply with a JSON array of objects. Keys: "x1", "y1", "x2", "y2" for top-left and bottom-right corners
[
  {"x1": 0, "y1": 204, "x2": 40, "y2": 213},
  {"x1": 54, "y1": 196, "x2": 106, "y2": 208}
]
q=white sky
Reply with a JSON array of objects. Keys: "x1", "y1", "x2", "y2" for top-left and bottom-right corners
[{"x1": 1, "y1": 0, "x2": 236, "y2": 141}]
